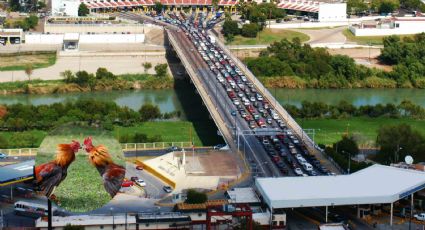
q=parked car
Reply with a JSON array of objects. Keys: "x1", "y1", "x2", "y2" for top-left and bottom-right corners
[
  {"x1": 163, "y1": 186, "x2": 173, "y2": 193},
  {"x1": 0, "y1": 153, "x2": 7, "y2": 159},
  {"x1": 135, "y1": 179, "x2": 146, "y2": 187},
  {"x1": 414, "y1": 213, "x2": 425, "y2": 221},
  {"x1": 122, "y1": 181, "x2": 134, "y2": 187},
  {"x1": 130, "y1": 176, "x2": 139, "y2": 182},
  {"x1": 136, "y1": 165, "x2": 144, "y2": 170},
  {"x1": 213, "y1": 144, "x2": 226, "y2": 150}
]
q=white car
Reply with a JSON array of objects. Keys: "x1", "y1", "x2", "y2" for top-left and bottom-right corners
[
  {"x1": 0, "y1": 153, "x2": 7, "y2": 159},
  {"x1": 135, "y1": 179, "x2": 146, "y2": 187},
  {"x1": 294, "y1": 168, "x2": 303, "y2": 176},
  {"x1": 414, "y1": 213, "x2": 425, "y2": 221},
  {"x1": 233, "y1": 99, "x2": 240, "y2": 105}
]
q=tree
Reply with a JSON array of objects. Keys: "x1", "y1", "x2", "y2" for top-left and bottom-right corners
[
  {"x1": 143, "y1": 62, "x2": 152, "y2": 73},
  {"x1": 139, "y1": 103, "x2": 161, "y2": 121},
  {"x1": 61, "y1": 70, "x2": 75, "y2": 83},
  {"x1": 378, "y1": 0, "x2": 397, "y2": 13},
  {"x1": 0, "y1": 135, "x2": 8, "y2": 149},
  {"x1": 154, "y1": 63, "x2": 168, "y2": 77},
  {"x1": 222, "y1": 19, "x2": 239, "y2": 37},
  {"x1": 25, "y1": 64, "x2": 33, "y2": 81},
  {"x1": 37, "y1": 1, "x2": 47, "y2": 10},
  {"x1": 78, "y1": 3, "x2": 89, "y2": 16},
  {"x1": 95, "y1": 67, "x2": 116, "y2": 80},
  {"x1": 376, "y1": 124, "x2": 425, "y2": 163},
  {"x1": 25, "y1": 15, "x2": 39, "y2": 29},
  {"x1": 333, "y1": 135, "x2": 359, "y2": 156},
  {"x1": 154, "y1": 2, "x2": 164, "y2": 14},
  {"x1": 75, "y1": 70, "x2": 94, "y2": 87},
  {"x1": 241, "y1": 23, "x2": 259, "y2": 38},
  {"x1": 8, "y1": 0, "x2": 21, "y2": 11},
  {"x1": 185, "y1": 189, "x2": 208, "y2": 204}
]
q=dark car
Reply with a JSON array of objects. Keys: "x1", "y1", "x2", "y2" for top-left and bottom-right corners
[{"x1": 163, "y1": 186, "x2": 173, "y2": 193}]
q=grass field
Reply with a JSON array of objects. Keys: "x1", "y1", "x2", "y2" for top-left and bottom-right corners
[
  {"x1": 342, "y1": 29, "x2": 416, "y2": 45},
  {"x1": 113, "y1": 121, "x2": 206, "y2": 146},
  {"x1": 0, "y1": 52, "x2": 57, "y2": 71},
  {"x1": 228, "y1": 28, "x2": 310, "y2": 45},
  {"x1": 35, "y1": 124, "x2": 125, "y2": 212},
  {"x1": 298, "y1": 117, "x2": 425, "y2": 146}
]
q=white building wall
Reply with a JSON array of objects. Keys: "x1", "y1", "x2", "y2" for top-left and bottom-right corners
[
  {"x1": 24, "y1": 34, "x2": 64, "y2": 43},
  {"x1": 350, "y1": 19, "x2": 425, "y2": 36},
  {"x1": 51, "y1": 0, "x2": 79, "y2": 17},
  {"x1": 318, "y1": 3, "x2": 347, "y2": 22},
  {"x1": 24, "y1": 33, "x2": 145, "y2": 44},
  {"x1": 79, "y1": 34, "x2": 145, "y2": 43}
]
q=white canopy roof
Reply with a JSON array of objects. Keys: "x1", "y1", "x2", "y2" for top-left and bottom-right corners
[{"x1": 255, "y1": 164, "x2": 425, "y2": 209}]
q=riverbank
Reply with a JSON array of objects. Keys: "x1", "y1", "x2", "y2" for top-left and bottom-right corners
[
  {"x1": 0, "y1": 51, "x2": 57, "y2": 71},
  {"x1": 258, "y1": 76, "x2": 399, "y2": 89},
  {"x1": 0, "y1": 73, "x2": 174, "y2": 95}
]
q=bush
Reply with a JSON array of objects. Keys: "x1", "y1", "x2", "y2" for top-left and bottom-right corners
[
  {"x1": 139, "y1": 104, "x2": 161, "y2": 121},
  {"x1": 185, "y1": 189, "x2": 208, "y2": 204},
  {"x1": 154, "y1": 64, "x2": 168, "y2": 77},
  {"x1": 241, "y1": 23, "x2": 260, "y2": 38},
  {"x1": 222, "y1": 19, "x2": 239, "y2": 37}
]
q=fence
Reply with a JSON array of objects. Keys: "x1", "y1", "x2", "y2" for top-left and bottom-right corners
[
  {"x1": 1, "y1": 148, "x2": 38, "y2": 156},
  {"x1": 121, "y1": 142, "x2": 193, "y2": 151}
]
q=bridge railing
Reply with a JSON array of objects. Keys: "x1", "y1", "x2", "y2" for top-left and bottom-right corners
[
  {"x1": 0, "y1": 148, "x2": 38, "y2": 156},
  {"x1": 121, "y1": 142, "x2": 193, "y2": 151}
]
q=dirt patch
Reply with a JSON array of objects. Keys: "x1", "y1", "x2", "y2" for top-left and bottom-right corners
[{"x1": 175, "y1": 150, "x2": 239, "y2": 176}]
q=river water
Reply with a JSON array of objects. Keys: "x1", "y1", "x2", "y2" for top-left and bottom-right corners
[{"x1": 1, "y1": 89, "x2": 424, "y2": 112}]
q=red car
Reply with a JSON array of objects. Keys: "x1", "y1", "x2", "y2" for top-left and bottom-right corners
[{"x1": 122, "y1": 181, "x2": 134, "y2": 187}]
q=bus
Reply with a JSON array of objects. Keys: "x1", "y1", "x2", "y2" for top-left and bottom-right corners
[{"x1": 14, "y1": 201, "x2": 57, "y2": 218}]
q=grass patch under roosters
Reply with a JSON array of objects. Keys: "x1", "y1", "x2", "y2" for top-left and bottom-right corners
[{"x1": 35, "y1": 124, "x2": 125, "y2": 213}]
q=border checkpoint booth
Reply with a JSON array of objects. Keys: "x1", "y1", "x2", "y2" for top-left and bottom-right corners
[{"x1": 63, "y1": 33, "x2": 80, "y2": 51}]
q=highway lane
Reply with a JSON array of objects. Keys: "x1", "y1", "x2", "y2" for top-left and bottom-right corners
[{"x1": 171, "y1": 29, "x2": 283, "y2": 177}]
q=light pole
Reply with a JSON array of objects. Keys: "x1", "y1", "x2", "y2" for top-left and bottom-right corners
[
  {"x1": 394, "y1": 145, "x2": 402, "y2": 163},
  {"x1": 343, "y1": 151, "x2": 351, "y2": 174}
]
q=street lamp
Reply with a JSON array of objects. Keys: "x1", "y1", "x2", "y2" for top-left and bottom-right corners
[{"x1": 342, "y1": 151, "x2": 351, "y2": 174}]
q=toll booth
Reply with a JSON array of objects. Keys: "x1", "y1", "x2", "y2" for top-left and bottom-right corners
[
  {"x1": 0, "y1": 28, "x2": 23, "y2": 45},
  {"x1": 63, "y1": 33, "x2": 80, "y2": 51}
]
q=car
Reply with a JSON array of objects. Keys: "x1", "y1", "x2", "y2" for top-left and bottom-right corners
[
  {"x1": 167, "y1": 146, "x2": 181, "y2": 152},
  {"x1": 163, "y1": 186, "x2": 173, "y2": 193},
  {"x1": 0, "y1": 153, "x2": 7, "y2": 159},
  {"x1": 122, "y1": 180, "x2": 134, "y2": 187},
  {"x1": 414, "y1": 213, "x2": 425, "y2": 221},
  {"x1": 130, "y1": 176, "x2": 139, "y2": 181},
  {"x1": 135, "y1": 179, "x2": 146, "y2": 187},
  {"x1": 213, "y1": 144, "x2": 226, "y2": 150},
  {"x1": 294, "y1": 168, "x2": 303, "y2": 176},
  {"x1": 136, "y1": 165, "x2": 144, "y2": 170}
]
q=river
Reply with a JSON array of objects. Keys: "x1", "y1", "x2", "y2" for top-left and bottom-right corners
[{"x1": 1, "y1": 89, "x2": 424, "y2": 112}]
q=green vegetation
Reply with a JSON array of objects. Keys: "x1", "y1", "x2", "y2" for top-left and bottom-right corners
[
  {"x1": 113, "y1": 121, "x2": 205, "y2": 146},
  {"x1": 78, "y1": 3, "x2": 90, "y2": 16},
  {"x1": 0, "y1": 68, "x2": 173, "y2": 94},
  {"x1": 229, "y1": 29, "x2": 309, "y2": 45},
  {"x1": 380, "y1": 34, "x2": 425, "y2": 87},
  {"x1": 347, "y1": 0, "x2": 425, "y2": 15},
  {"x1": 248, "y1": 36, "x2": 425, "y2": 88},
  {"x1": 298, "y1": 117, "x2": 425, "y2": 146},
  {"x1": 342, "y1": 29, "x2": 416, "y2": 45},
  {"x1": 0, "y1": 52, "x2": 57, "y2": 71},
  {"x1": 35, "y1": 124, "x2": 125, "y2": 212},
  {"x1": 4, "y1": 15, "x2": 39, "y2": 31},
  {"x1": 285, "y1": 100, "x2": 425, "y2": 119},
  {"x1": 375, "y1": 124, "x2": 425, "y2": 163},
  {"x1": 0, "y1": 130, "x2": 46, "y2": 148},
  {"x1": 154, "y1": 63, "x2": 168, "y2": 77},
  {"x1": 185, "y1": 189, "x2": 208, "y2": 204}
]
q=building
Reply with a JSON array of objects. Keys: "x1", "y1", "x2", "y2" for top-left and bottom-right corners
[
  {"x1": 349, "y1": 17, "x2": 425, "y2": 36},
  {"x1": 0, "y1": 28, "x2": 24, "y2": 44},
  {"x1": 52, "y1": 0, "x2": 80, "y2": 16},
  {"x1": 255, "y1": 164, "x2": 425, "y2": 225},
  {"x1": 35, "y1": 213, "x2": 192, "y2": 229},
  {"x1": 276, "y1": 0, "x2": 346, "y2": 22}
]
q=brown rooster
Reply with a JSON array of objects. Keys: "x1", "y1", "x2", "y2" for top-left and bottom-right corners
[
  {"x1": 34, "y1": 141, "x2": 81, "y2": 199},
  {"x1": 83, "y1": 136, "x2": 125, "y2": 198}
]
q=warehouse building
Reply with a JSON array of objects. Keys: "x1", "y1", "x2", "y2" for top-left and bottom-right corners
[{"x1": 276, "y1": 0, "x2": 346, "y2": 21}]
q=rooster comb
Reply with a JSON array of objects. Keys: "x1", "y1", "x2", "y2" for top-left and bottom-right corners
[{"x1": 84, "y1": 136, "x2": 93, "y2": 146}]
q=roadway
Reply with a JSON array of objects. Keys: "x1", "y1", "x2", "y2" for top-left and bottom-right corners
[
  {"x1": 167, "y1": 28, "x2": 283, "y2": 177},
  {"x1": 125, "y1": 162, "x2": 167, "y2": 199}
]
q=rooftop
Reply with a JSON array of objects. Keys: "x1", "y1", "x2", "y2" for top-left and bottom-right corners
[
  {"x1": 255, "y1": 164, "x2": 425, "y2": 209},
  {"x1": 0, "y1": 160, "x2": 34, "y2": 186},
  {"x1": 175, "y1": 199, "x2": 228, "y2": 211},
  {"x1": 226, "y1": 187, "x2": 261, "y2": 204}
]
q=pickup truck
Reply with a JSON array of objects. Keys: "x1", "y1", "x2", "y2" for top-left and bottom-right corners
[{"x1": 414, "y1": 213, "x2": 425, "y2": 221}]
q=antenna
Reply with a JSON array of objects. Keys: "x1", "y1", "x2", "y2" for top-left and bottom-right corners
[{"x1": 405, "y1": 155, "x2": 414, "y2": 165}]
